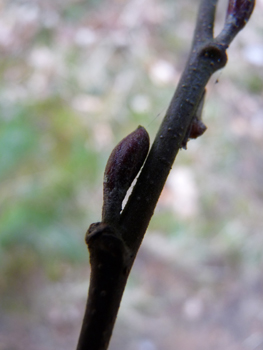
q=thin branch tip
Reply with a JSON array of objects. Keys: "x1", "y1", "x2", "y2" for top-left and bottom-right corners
[{"x1": 216, "y1": 0, "x2": 255, "y2": 45}]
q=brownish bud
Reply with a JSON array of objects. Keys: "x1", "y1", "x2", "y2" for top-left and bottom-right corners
[
  {"x1": 102, "y1": 126, "x2": 150, "y2": 223},
  {"x1": 181, "y1": 90, "x2": 207, "y2": 150},
  {"x1": 189, "y1": 117, "x2": 207, "y2": 139},
  {"x1": 226, "y1": 0, "x2": 255, "y2": 30}
]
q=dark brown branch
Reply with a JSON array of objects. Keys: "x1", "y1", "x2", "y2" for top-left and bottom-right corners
[
  {"x1": 77, "y1": 223, "x2": 131, "y2": 350},
  {"x1": 120, "y1": 10, "x2": 228, "y2": 251},
  {"x1": 193, "y1": 0, "x2": 217, "y2": 44},
  {"x1": 77, "y1": 0, "x2": 255, "y2": 349}
]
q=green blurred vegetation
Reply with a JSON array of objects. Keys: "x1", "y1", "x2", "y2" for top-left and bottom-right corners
[{"x1": 0, "y1": 98, "x2": 99, "y2": 262}]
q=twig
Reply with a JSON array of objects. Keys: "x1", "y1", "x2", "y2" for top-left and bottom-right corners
[{"x1": 76, "y1": 1, "x2": 255, "y2": 349}]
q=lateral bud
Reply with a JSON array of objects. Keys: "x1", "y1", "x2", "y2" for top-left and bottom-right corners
[
  {"x1": 102, "y1": 126, "x2": 150, "y2": 223},
  {"x1": 181, "y1": 90, "x2": 207, "y2": 149}
]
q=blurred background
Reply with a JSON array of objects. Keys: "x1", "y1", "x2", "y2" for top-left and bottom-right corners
[{"x1": 0, "y1": 0, "x2": 263, "y2": 349}]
